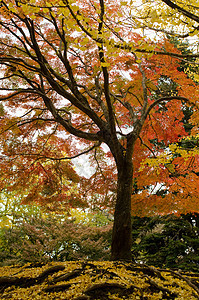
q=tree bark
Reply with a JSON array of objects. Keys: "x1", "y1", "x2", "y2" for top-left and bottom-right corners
[{"x1": 111, "y1": 158, "x2": 133, "y2": 261}]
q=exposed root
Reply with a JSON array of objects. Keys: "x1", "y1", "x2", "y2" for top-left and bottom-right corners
[{"x1": 0, "y1": 261, "x2": 199, "y2": 299}]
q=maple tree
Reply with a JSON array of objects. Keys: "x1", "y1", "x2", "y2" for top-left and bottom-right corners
[{"x1": 0, "y1": 0, "x2": 199, "y2": 261}]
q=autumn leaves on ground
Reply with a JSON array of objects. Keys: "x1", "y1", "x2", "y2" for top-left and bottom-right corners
[{"x1": 1, "y1": 261, "x2": 199, "y2": 299}]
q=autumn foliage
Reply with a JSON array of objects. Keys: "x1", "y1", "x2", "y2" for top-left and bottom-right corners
[
  {"x1": 1, "y1": 0, "x2": 199, "y2": 259},
  {"x1": 1, "y1": 260, "x2": 199, "y2": 299}
]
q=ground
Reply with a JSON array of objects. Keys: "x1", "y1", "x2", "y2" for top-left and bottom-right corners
[{"x1": 0, "y1": 261, "x2": 199, "y2": 299}]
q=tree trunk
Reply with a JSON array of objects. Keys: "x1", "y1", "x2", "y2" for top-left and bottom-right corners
[{"x1": 111, "y1": 159, "x2": 133, "y2": 261}]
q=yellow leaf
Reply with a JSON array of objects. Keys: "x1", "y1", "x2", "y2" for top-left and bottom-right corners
[
  {"x1": 166, "y1": 163, "x2": 175, "y2": 173},
  {"x1": 121, "y1": 1, "x2": 128, "y2": 5},
  {"x1": 42, "y1": 8, "x2": 49, "y2": 13},
  {"x1": 150, "y1": 10, "x2": 157, "y2": 19},
  {"x1": 101, "y1": 62, "x2": 110, "y2": 67},
  {"x1": 194, "y1": 74, "x2": 199, "y2": 82},
  {"x1": 146, "y1": 79, "x2": 158, "y2": 91}
]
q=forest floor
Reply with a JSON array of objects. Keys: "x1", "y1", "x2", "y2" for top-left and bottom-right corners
[{"x1": 0, "y1": 261, "x2": 199, "y2": 299}]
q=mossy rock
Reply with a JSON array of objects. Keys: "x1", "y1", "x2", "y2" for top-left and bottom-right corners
[{"x1": 0, "y1": 261, "x2": 199, "y2": 299}]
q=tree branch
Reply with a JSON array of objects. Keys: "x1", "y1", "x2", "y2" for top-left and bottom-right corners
[
  {"x1": 5, "y1": 142, "x2": 101, "y2": 162},
  {"x1": 145, "y1": 96, "x2": 196, "y2": 117},
  {"x1": 161, "y1": 0, "x2": 199, "y2": 24}
]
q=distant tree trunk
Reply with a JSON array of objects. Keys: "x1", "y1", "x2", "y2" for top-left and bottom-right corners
[{"x1": 111, "y1": 158, "x2": 133, "y2": 261}]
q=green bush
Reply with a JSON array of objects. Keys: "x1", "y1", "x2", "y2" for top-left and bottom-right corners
[{"x1": 132, "y1": 213, "x2": 199, "y2": 272}]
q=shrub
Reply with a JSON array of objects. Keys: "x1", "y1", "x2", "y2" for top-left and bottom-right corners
[
  {"x1": 0, "y1": 214, "x2": 112, "y2": 266},
  {"x1": 132, "y1": 213, "x2": 199, "y2": 272}
]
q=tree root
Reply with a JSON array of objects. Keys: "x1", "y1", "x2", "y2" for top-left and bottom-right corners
[
  {"x1": 144, "y1": 274, "x2": 177, "y2": 299},
  {"x1": 43, "y1": 283, "x2": 72, "y2": 293},
  {"x1": 50, "y1": 268, "x2": 83, "y2": 283},
  {"x1": 1, "y1": 261, "x2": 199, "y2": 299},
  {"x1": 0, "y1": 264, "x2": 65, "y2": 291}
]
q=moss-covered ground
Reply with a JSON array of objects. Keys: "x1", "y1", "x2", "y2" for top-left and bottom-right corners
[{"x1": 0, "y1": 261, "x2": 199, "y2": 299}]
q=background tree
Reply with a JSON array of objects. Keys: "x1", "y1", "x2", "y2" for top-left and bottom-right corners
[
  {"x1": 131, "y1": 213, "x2": 199, "y2": 272},
  {"x1": 0, "y1": 0, "x2": 199, "y2": 260},
  {"x1": 0, "y1": 211, "x2": 112, "y2": 265}
]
